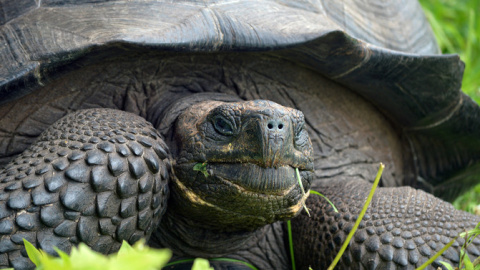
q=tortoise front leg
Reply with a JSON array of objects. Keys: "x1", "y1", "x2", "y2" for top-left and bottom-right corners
[
  {"x1": 0, "y1": 109, "x2": 171, "y2": 269},
  {"x1": 291, "y1": 179, "x2": 480, "y2": 269}
]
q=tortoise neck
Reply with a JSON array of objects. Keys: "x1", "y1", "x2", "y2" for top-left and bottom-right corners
[{"x1": 149, "y1": 208, "x2": 265, "y2": 257}]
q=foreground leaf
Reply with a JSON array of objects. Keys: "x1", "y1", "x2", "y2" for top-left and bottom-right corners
[
  {"x1": 192, "y1": 258, "x2": 214, "y2": 270},
  {"x1": 23, "y1": 239, "x2": 171, "y2": 270},
  {"x1": 23, "y1": 239, "x2": 43, "y2": 266},
  {"x1": 438, "y1": 261, "x2": 455, "y2": 270}
]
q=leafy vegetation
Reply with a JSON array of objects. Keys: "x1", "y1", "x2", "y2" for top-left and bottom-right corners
[
  {"x1": 455, "y1": 184, "x2": 480, "y2": 216},
  {"x1": 419, "y1": 0, "x2": 480, "y2": 104},
  {"x1": 418, "y1": 0, "x2": 480, "y2": 215},
  {"x1": 21, "y1": 239, "x2": 218, "y2": 270},
  {"x1": 193, "y1": 162, "x2": 209, "y2": 177},
  {"x1": 21, "y1": 239, "x2": 172, "y2": 270}
]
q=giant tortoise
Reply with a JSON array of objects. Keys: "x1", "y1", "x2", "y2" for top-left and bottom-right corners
[{"x1": 0, "y1": 0, "x2": 479, "y2": 269}]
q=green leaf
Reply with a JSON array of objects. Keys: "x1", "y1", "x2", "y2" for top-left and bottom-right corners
[
  {"x1": 110, "y1": 240, "x2": 172, "y2": 270},
  {"x1": 438, "y1": 261, "x2": 455, "y2": 270},
  {"x1": 69, "y1": 244, "x2": 108, "y2": 270},
  {"x1": 110, "y1": 251, "x2": 172, "y2": 270},
  {"x1": 53, "y1": 247, "x2": 69, "y2": 261},
  {"x1": 22, "y1": 238, "x2": 172, "y2": 270},
  {"x1": 117, "y1": 240, "x2": 134, "y2": 257},
  {"x1": 473, "y1": 255, "x2": 480, "y2": 267},
  {"x1": 39, "y1": 255, "x2": 70, "y2": 270},
  {"x1": 465, "y1": 253, "x2": 474, "y2": 270},
  {"x1": 51, "y1": 247, "x2": 71, "y2": 269},
  {"x1": 193, "y1": 162, "x2": 209, "y2": 177},
  {"x1": 192, "y1": 258, "x2": 214, "y2": 270},
  {"x1": 23, "y1": 239, "x2": 43, "y2": 266}
]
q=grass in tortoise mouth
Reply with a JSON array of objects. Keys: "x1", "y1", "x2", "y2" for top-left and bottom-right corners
[
  {"x1": 194, "y1": 162, "x2": 314, "y2": 212},
  {"x1": 192, "y1": 161, "x2": 312, "y2": 195}
]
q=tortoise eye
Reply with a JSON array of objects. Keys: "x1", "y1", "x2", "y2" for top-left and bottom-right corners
[{"x1": 213, "y1": 116, "x2": 234, "y2": 135}]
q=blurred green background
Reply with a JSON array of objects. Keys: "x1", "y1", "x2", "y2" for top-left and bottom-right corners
[
  {"x1": 419, "y1": 0, "x2": 480, "y2": 103},
  {"x1": 419, "y1": 0, "x2": 480, "y2": 214}
]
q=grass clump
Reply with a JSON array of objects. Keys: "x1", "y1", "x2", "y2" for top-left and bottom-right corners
[
  {"x1": 454, "y1": 184, "x2": 480, "y2": 216},
  {"x1": 419, "y1": 0, "x2": 480, "y2": 104},
  {"x1": 419, "y1": 0, "x2": 480, "y2": 216}
]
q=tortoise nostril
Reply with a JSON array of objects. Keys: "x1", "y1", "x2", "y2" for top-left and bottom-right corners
[{"x1": 267, "y1": 121, "x2": 285, "y2": 131}]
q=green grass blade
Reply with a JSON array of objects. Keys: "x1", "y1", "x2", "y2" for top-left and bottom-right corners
[
  {"x1": 465, "y1": 10, "x2": 475, "y2": 61},
  {"x1": 164, "y1": 258, "x2": 195, "y2": 268},
  {"x1": 310, "y1": 190, "x2": 338, "y2": 213},
  {"x1": 415, "y1": 237, "x2": 458, "y2": 270},
  {"x1": 210, "y1": 258, "x2": 259, "y2": 270},
  {"x1": 295, "y1": 168, "x2": 310, "y2": 217},
  {"x1": 327, "y1": 163, "x2": 384, "y2": 270},
  {"x1": 423, "y1": 9, "x2": 456, "y2": 52},
  {"x1": 474, "y1": 255, "x2": 480, "y2": 269},
  {"x1": 287, "y1": 220, "x2": 296, "y2": 270},
  {"x1": 288, "y1": 180, "x2": 338, "y2": 270}
]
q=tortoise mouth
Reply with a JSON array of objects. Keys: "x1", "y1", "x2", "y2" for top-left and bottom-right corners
[
  {"x1": 205, "y1": 162, "x2": 312, "y2": 195},
  {"x1": 174, "y1": 161, "x2": 313, "y2": 195}
]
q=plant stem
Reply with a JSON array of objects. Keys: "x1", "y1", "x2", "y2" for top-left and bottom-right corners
[
  {"x1": 415, "y1": 237, "x2": 458, "y2": 270},
  {"x1": 287, "y1": 220, "x2": 296, "y2": 270},
  {"x1": 295, "y1": 168, "x2": 310, "y2": 217}
]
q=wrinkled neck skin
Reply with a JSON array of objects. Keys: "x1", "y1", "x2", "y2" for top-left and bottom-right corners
[
  {"x1": 149, "y1": 209, "x2": 290, "y2": 270},
  {"x1": 154, "y1": 209, "x2": 258, "y2": 256}
]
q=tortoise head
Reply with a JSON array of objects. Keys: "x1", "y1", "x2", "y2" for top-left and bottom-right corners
[{"x1": 169, "y1": 100, "x2": 314, "y2": 231}]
